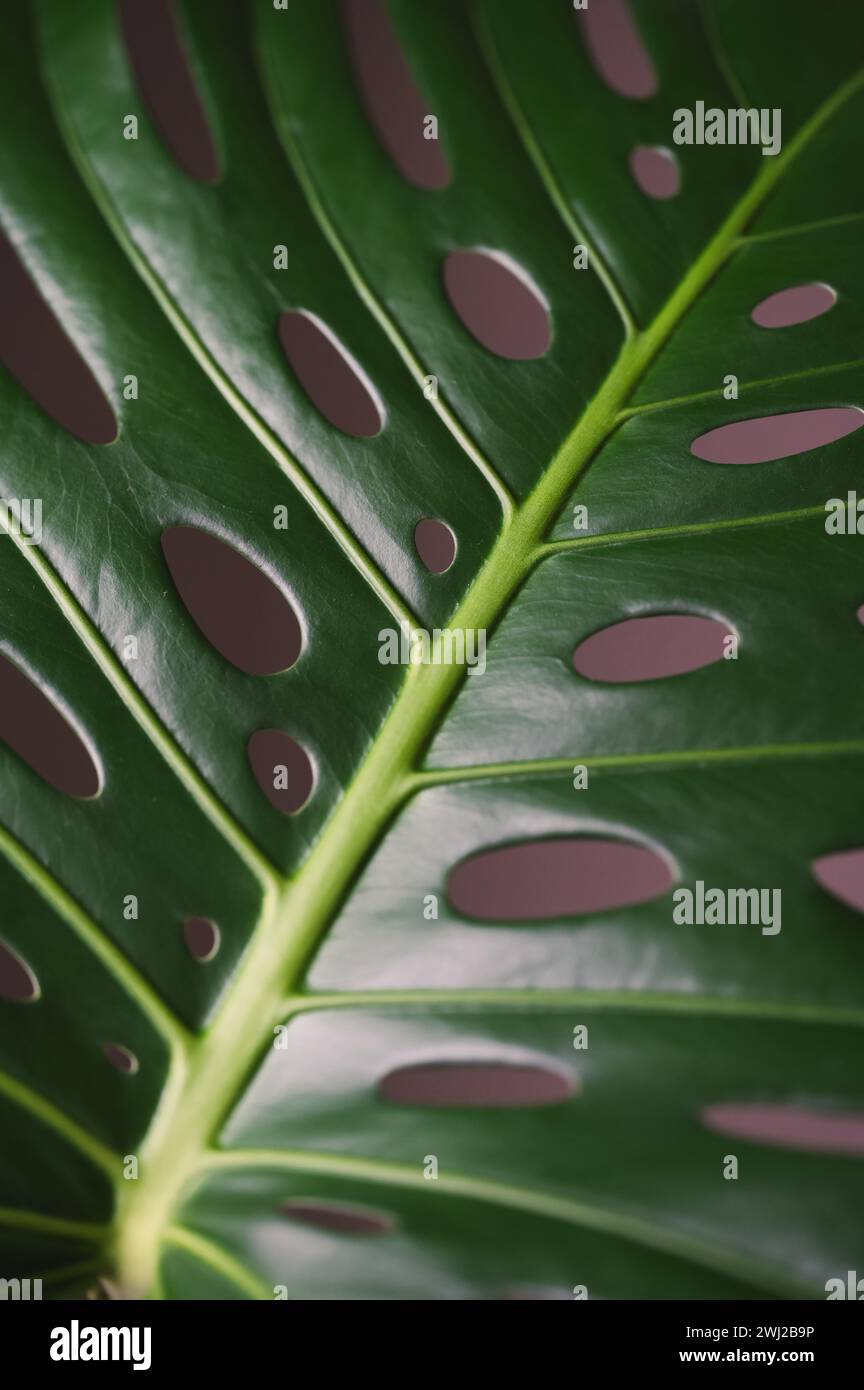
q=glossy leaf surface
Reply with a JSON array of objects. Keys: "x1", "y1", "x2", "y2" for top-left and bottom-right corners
[{"x1": 0, "y1": 0, "x2": 862, "y2": 1300}]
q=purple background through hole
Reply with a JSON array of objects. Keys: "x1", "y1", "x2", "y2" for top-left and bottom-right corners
[
  {"x1": 629, "y1": 145, "x2": 680, "y2": 200},
  {"x1": 442, "y1": 249, "x2": 552, "y2": 360},
  {"x1": 161, "y1": 526, "x2": 303, "y2": 677},
  {"x1": 341, "y1": 0, "x2": 450, "y2": 190},
  {"x1": 691, "y1": 406, "x2": 864, "y2": 464},
  {"x1": 0, "y1": 652, "x2": 100, "y2": 798},
  {"x1": 573, "y1": 614, "x2": 732, "y2": 683},
  {"x1": 278, "y1": 310, "x2": 383, "y2": 438},
  {"x1": 0, "y1": 227, "x2": 116, "y2": 445},
  {"x1": 751, "y1": 282, "x2": 837, "y2": 328},
  {"x1": 117, "y1": 0, "x2": 219, "y2": 183},
  {"x1": 0, "y1": 940, "x2": 39, "y2": 1002},
  {"x1": 578, "y1": 0, "x2": 658, "y2": 99},
  {"x1": 448, "y1": 837, "x2": 674, "y2": 921}
]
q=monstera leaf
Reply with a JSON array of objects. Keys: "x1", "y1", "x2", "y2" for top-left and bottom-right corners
[{"x1": 1, "y1": 0, "x2": 863, "y2": 1300}]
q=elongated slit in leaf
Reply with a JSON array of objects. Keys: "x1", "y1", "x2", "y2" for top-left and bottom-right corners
[
  {"x1": 340, "y1": 0, "x2": 450, "y2": 190},
  {"x1": 0, "y1": 652, "x2": 101, "y2": 798},
  {"x1": 278, "y1": 311, "x2": 383, "y2": 438},
  {"x1": 161, "y1": 526, "x2": 303, "y2": 675},
  {"x1": 118, "y1": 0, "x2": 220, "y2": 184},
  {"x1": 447, "y1": 837, "x2": 674, "y2": 922},
  {"x1": 691, "y1": 407, "x2": 864, "y2": 464},
  {"x1": 573, "y1": 614, "x2": 733, "y2": 683},
  {"x1": 379, "y1": 1060, "x2": 577, "y2": 1108},
  {"x1": 751, "y1": 283, "x2": 836, "y2": 328},
  {"x1": 0, "y1": 227, "x2": 116, "y2": 444},
  {"x1": 702, "y1": 1103, "x2": 864, "y2": 1156},
  {"x1": 577, "y1": 0, "x2": 658, "y2": 100},
  {"x1": 278, "y1": 1199, "x2": 394, "y2": 1235}
]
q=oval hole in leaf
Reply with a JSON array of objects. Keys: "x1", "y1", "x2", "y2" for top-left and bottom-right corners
[
  {"x1": 447, "y1": 836, "x2": 673, "y2": 922},
  {"x1": 503, "y1": 1285, "x2": 571, "y2": 1301},
  {"x1": 573, "y1": 614, "x2": 732, "y2": 683},
  {"x1": 0, "y1": 228, "x2": 117, "y2": 445},
  {"x1": 443, "y1": 250, "x2": 551, "y2": 360},
  {"x1": 0, "y1": 652, "x2": 101, "y2": 798},
  {"x1": 0, "y1": 939, "x2": 40, "y2": 1003},
  {"x1": 812, "y1": 848, "x2": 864, "y2": 914},
  {"x1": 340, "y1": 0, "x2": 450, "y2": 190},
  {"x1": 577, "y1": 0, "x2": 658, "y2": 99},
  {"x1": 103, "y1": 1043, "x2": 139, "y2": 1075},
  {"x1": 248, "y1": 729, "x2": 315, "y2": 815},
  {"x1": 161, "y1": 527, "x2": 303, "y2": 675},
  {"x1": 691, "y1": 407, "x2": 864, "y2": 465},
  {"x1": 278, "y1": 1199, "x2": 394, "y2": 1236},
  {"x1": 629, "y1": 145, "x2": 679, "y2": 199},
  {"x1": 118, "y1": 0, "x2": 220, "y2": 184},
  {"x1": 278, "y1": 311, "x2": 383, "y2": 438},
  {"x1": 702, "y1": 1103, "x2": 864, "y2": 1156},
  {"x1": 379, "y1": 1060, "x2": 576, "y2": 1108},
  {"x1": 414, "y1": 518, "x2": 456, "y2": 574},
  {"x1": 751, "y1": 283, "x2": 836, "y2": 329},
  {"x1": 183, "y1": 917, "x2": 220, "y2": 962}
]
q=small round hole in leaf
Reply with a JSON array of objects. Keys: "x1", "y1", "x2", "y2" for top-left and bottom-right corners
[
  {"x1": 103, "y1": 1043, "x2": 139, "y2": 1075},
  {"x1": 183, "y1": 917, "x2": 220, "y2": 962},
  {"x1": 414, "y1": 518, "x2": 456, "y2": 574},
  {"x1": 629, "y1": 146, "x2": 679, "y2": 199},
  {"x1": 503, "y1": 1285, "x2": 572, "y2": 1301},
  {"x1": 0, "y1": 939, "x2": 40, "y2": 1003},
  {"x1": 247, "y1": 729, "x2": 315, "y2": 815}
]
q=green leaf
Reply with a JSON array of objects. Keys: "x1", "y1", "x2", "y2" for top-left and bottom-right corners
[{"x1": 0, "y1": 0, "x2": 862, "y2": 1299}]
